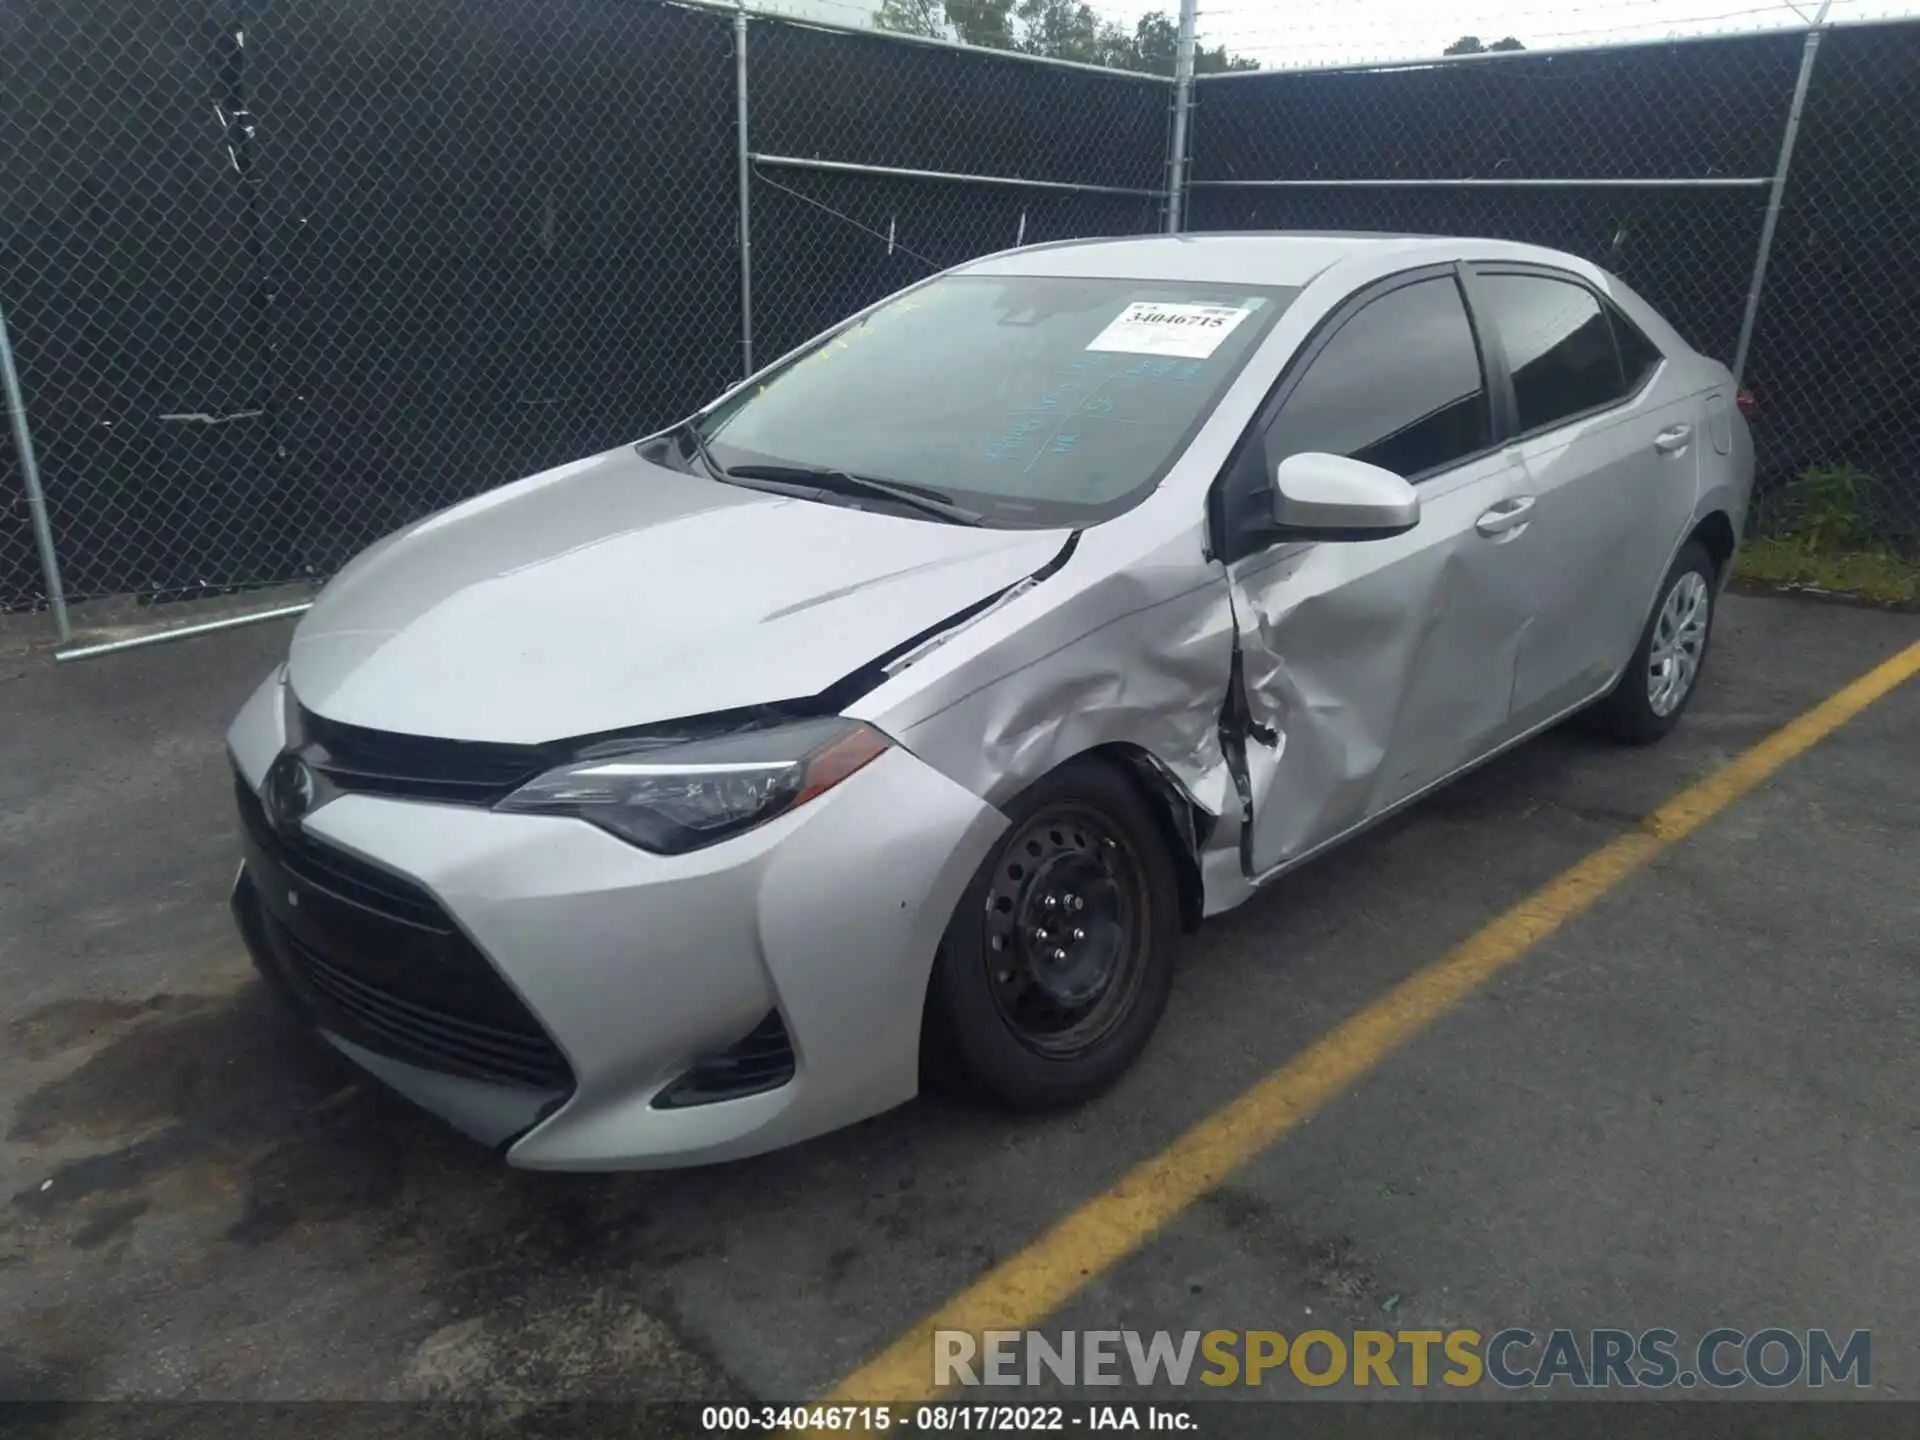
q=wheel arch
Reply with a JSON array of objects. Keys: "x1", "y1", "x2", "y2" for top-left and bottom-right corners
[
  {"x1": 1688, "y1": 509, "x2": 1738, "y2": 583},
  {"x1": 1070, "y1": 742, "x2": 1212, "y2": 935}
]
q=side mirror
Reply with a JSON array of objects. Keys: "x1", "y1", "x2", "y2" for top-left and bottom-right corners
[{"x1": 1272, "y1": 452, "x2": 1421, "y2": 541}]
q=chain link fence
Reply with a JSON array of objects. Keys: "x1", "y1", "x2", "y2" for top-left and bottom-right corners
[
  {"x1": 5, "y1": 4, "x2": 1917, "y2": 653},
  {"x1": 1735, "y1": 19, "x2": 1920, "y2": 548},
  {"x1": 742, "y1": 13, "x2": 1170, "y2": 368},
  {"x1": 1186, "y1": 18, "x2": 1920, "y2": 555},
  {"x1": 0, "y1": 0, "x2": 1171, "y2": 650}
]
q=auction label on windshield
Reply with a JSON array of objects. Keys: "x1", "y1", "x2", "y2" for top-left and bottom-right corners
[{"x1": 1085, "y1": 301, "x2": 1253, "y2": 359}]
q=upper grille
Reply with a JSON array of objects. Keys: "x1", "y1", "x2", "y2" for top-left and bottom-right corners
[
  {"x1": 297, "y1": 705, "x2": 547, "y2": 806},
  {"x1": 238, "y1": 772, "x2": 444, "y2": 928}
]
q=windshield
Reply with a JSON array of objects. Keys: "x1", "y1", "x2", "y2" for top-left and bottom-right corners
[{"x1": 694, "y1": 273, "x2": 1299, "y2": 528}]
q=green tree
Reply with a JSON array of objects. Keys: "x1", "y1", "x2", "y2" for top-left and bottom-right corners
[
  {"x1": 876, "y1": 1, "x2": 1257, "y2": 74},
  {"x1": 1131, "y1": 11, "x2": 1178, "y2": 71},
  {"x1": 1013, "y1": 0, "x2": 1108, "y2": 64},
  {"x1": 1195, "y1": 41, "x2": 1260, "y2": 74},
  {"x1": 943, "y1": 0, "x2": 1017, "y2": 48},
  {"x1": 1444, "y1": 33, "x2": 1524, "y2": 54},
  {"x1": 875, "y1": 0, "x2": 945, "y2": 38}
]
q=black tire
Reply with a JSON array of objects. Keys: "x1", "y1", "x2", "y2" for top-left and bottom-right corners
[
  {"x1": 1589, "y1": 539, "x2": 1718, "y2": 745},
  {"x1": 922, "y1": 756, "x2": 1181, "y2": 1110}
]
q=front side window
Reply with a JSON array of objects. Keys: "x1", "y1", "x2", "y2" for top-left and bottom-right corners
[
  {"x1": 1261, "y1": 276, "x2": 1492, "y2": 481},
  {"x1": 1477, "y1": 273, "x2": 1631, "y2": 433},
  {"x1": 695, "y1": 273, "x2": 1299, "y2": 528}
]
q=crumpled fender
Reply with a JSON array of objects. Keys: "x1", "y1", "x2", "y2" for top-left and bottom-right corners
[{"x1": 845, "y1": 508, "x2": 1241, "y2": 892}]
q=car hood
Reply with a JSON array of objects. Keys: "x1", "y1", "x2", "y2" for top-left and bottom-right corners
[{"x1": 287, "y1": 445, "x2": 1072, "y2": 744}]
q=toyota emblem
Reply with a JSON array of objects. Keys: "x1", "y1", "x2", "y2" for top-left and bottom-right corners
[{"x1": 265, "y1": 751, "x2": 317, "y2": 833}]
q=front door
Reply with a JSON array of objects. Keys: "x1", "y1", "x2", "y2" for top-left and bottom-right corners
[{"x1": 1218, "y1": 270, "x2": 1544, "y2": 878}]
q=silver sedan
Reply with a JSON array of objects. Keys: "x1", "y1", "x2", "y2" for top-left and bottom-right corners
[{"x1": 227, "y1": 232, "x2": 1753, "y2": 1169}]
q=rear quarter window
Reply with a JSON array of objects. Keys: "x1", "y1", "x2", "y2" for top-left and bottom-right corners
[{"x1": 1477, "y1": 273, "x2": 1628, "y2": 433}]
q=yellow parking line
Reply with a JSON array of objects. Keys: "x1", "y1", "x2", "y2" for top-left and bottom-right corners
[{"x1": 825, "y1": 638, "x2": 1920, "y2": 1407}]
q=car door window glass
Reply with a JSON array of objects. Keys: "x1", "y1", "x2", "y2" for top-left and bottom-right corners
[
  {"x1": 1263, "y1": 277, "x2": 1491, "y2": 480},
  {"x1": 1479, "y1": 274, "x2": 1629, "y2": 432},
  {"x1": 1609, "y1": 306, "x2": 1664, "y2": 391}
]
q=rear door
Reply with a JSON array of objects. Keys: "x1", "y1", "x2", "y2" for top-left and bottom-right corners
[
  {"x1": 1218, "y1": 268, "x2": 1539, "y2": 877},
  {"x1": 1464, "y1": 266, "x2": 1701, "y2": 733}
]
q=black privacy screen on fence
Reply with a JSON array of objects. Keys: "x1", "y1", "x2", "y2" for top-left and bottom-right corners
[
  {"x1": 1185, "y1": 24, "x2": 1920, "y2": 538},
  {"x1": 745, "y1": 16, "x2": 1167, "y2": 364},
  {"x1": 0, "y1": 0, "x2": 1167, "y2": 621},
  {"x1": 1736, "y1": 21, "x2": 1920, "y2": 535},
  {"x1": 2, "y1": 3, "x2": 1917, "y2": 631},
  {"x1": 1, "y1": 0, "x2": 741, "y2": 614},
  {"x1": 1186, "y1": 34, "x2": 1804, "y2": 391}
]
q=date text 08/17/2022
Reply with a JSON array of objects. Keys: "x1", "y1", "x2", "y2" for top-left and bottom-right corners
[{"x1": 699, "y1": 1404, "x2": 1193, "y2": 1432}]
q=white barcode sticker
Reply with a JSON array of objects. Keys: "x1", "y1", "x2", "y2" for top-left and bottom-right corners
[{"x1": 1085, "y1": 301, "x2": 1254, "y2": 359}]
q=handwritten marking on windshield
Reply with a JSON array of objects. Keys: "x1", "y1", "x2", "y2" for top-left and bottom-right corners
[
  {"x1": 1123, "y1": 357, "x2": 1207, "y2": 382},
  {"x1": 1033, "y1": 380, "x2": 1082, "y2": 412},
  {"x1": 985, "y1": 415, "x2": 1048, "y2": 463}
]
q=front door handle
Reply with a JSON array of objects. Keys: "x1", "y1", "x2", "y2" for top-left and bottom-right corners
[
  {"x1": 1654, "y1": 424, "x2": 1693, "y2": 454},
  {"x1": 1475, "y1": 495, "x2": 1536, "y2": 537}
]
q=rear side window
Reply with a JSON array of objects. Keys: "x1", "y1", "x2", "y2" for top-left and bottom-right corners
[
  {"x1": 1477, "y1": 273, "x2": 1632, "y2": 432},
  {"x1": 1263, "y1": 276, "x2": 1491, "y2": 479},
  {"x1": 1610, "y1": 307, "x2": 1664, "y2": 391}
]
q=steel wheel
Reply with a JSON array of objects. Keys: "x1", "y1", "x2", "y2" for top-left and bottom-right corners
[
  {"x1": 980, "y1": 803, "x2": 1151, "y2": 1060},
  {"x1": 923, "y1": 756, "x2": 1181, "y2": 1109},
  {"x1": 1647, "y1": 569, "x2": 1710, "y2": 717}
]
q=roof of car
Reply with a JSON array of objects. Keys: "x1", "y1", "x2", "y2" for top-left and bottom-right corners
[{"x1": 957, "y1": 231, "x2": 1569, "y2": 289}]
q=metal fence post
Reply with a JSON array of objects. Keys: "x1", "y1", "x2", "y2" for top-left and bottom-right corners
[
  {"x1": 1732, "y1": 0, "x2": 1831, "y2": 386},
  {"x1": 0, "y1": 296, "x2": 72, "y2": 641},
  {"x1": 735, "y1": 0, "x2": 755, "y2": 377},
  {"x1": 1165, "y1": 0, "x2": 1198, "y2": 233}
]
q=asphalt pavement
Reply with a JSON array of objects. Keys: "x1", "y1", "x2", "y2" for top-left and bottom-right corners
[{"x1": 1, "y1": 591, "x2": 1915, "y2": 1411}]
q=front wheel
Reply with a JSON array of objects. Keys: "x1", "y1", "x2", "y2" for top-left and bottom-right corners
[
  {"x1": 923, "y1": 757, "x2": 1180, "y2": 1110},
  {"x1": 1589, "y1": 539, "x2": 1717, "y2": 745}
]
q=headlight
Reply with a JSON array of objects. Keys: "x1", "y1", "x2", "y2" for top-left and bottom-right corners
[{"x1": 495, "y1": 717, "x2": 891, "y2": 855}]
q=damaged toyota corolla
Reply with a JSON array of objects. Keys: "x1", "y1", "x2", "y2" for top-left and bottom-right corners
[{"x1": 227, "y1": 232, "x2": 1753, "y2": 1169}]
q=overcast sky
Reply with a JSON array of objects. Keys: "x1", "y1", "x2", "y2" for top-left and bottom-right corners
[
  {"x1": 1177, "y1": 0, "x2": 1918, "y2": 67},
  {"x1": 770, "y1": 0, "x2": 1917, "y2": 67}
]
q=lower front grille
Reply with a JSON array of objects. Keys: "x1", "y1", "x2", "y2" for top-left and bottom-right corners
[
  {"x1": 286, "y1": 930, "x2": 571, "y2": 1091},
  {"x1": 234, "y1": 769, "x2": 572, "y2": 1095},
  {"x1": 653, "y1": 1010, "x2": 796, "y2": 1109}
]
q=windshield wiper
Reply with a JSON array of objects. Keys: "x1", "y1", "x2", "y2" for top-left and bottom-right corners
[
  {"x1": 675, "y1": 422, "x2": 983, "y2": 525},
  {"x1": 723, "y1": 463, "x2": 985, "y2": 527},
  {"x1": 676, "y1": 418, "x2": 729, "y2": 481}
]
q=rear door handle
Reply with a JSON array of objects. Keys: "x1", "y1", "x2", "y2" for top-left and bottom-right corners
[
  {"x1": 1654, "y1": 424, "x2": 1693, "y2": 454},
  {"x1": 1475, "y1": 495, "x2": 1536, "y2": 537}
]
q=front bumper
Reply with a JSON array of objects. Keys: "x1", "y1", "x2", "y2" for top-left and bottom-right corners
[{"x1": 227, "y1": 669, "x2": 1006, "y2": 1169}]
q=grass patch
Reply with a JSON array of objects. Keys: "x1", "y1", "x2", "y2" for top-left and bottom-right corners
[{"x1": 1736, "y1": 536, "x2": 1920, "y2": 606}]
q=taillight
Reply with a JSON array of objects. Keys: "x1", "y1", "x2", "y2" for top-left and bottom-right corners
[{"x1": 1735, "y1": 388, "x2": 1757, "y2": 422}]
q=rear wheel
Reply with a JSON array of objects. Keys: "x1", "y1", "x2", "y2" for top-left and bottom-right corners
[
  {"x1": 1590, "y1": 539, "x2": 1717, "y2": 745},
  {"x1": 923, "y1": 757, "x2": 1180, "y2": 1109}
]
